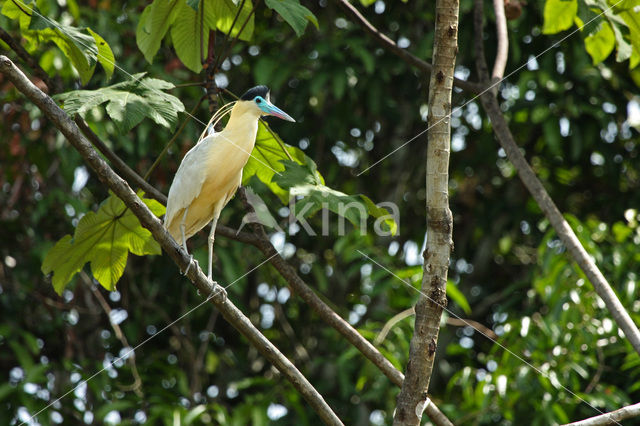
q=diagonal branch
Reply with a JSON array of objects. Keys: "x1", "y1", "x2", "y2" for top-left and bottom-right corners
[
  {"x1": 0, "y1": 55, "x2": 343, "y2": 426},
  {"x1": 334, "y1": 0, "x2": 482, "y2": 94},
  {"x1": 471, "y1": 1, "x2": 640, "y2": 356},
  {"x1": 563, "y1": 402, "x2": 640, "y2": 426},
  {"x1": 341, "y1": 0, "x2": 640, "y2": 357}
]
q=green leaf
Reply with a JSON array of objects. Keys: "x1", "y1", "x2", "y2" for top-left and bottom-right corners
[
  {"x1": 1, "y1": 0, "x2": 33, "y2": 30},
  {"x1": 243, "y1": 120, "x2": 310, "y2": 203},
  {"x1": 42, "y1": 194, "x2": 165, "y2": 294},
  {"x1": 273, "y1": 160, "x2": 398, "y2": 234},
  {"x1": 36, "y1": 26, "x2": 96, "y2": 85},
  {"x1": 208, "y1": 0, "x2": 254, "y2": 42},
  {"x1": 136, "y1": 0, "x2": 181, "y2": 64},
  {"x1": 542, "y1": 0, "x2": 578, "y2": 34},
  {"x1": 87, "y1": 27, "x2": 115, "y2": 79},
  {"x1": 55, "y1": 73, "x2": 185, "y2": 133},
  {"x1": 264, "y1": 0, "x2": 318, "y2": 37},
  {"x1": 584, "y1": 21, "x2": 615, "y2": 64},
  {"x1": 170, "y1": 0, "x2": 207, "y2": 72},
  {"x1": 447, "y1": 280, "x2": 472, "y2": 314},
  {"x1": 187, "y1": 0, "x2": 201, "y2": 11}
]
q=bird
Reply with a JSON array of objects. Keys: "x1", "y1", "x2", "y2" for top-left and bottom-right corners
[{"x1": 163, "y1": 85, "x2": 295, "y2": 290}]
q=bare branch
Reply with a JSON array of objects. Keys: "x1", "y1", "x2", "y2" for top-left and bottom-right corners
[
  {"x1": 82, "y1": 272, "x2": 143, "y2": 397},
  {"x1": 472, "y1": 2, "x2": 640, "y2": 356},
  {"x1": 393, "y1": 0, "x2": 458, "y2": 421},
  {"x1": 0, "y1": 55, "x2": 343, "y2": 425},
  {"x1": 334, "y1": 0, "x2": 482, "y2": 94},
  {"x1": 563, "y1": 402, "x2": 640, "y2": 426},
  {"x1": 491, "y1": 0, "x2": 509, "y2": 82}
]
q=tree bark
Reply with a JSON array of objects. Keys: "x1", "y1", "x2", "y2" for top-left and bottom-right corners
[
  {"x1": 392, "y1": 0, "x2": 458, "y2": 423},
  {"x1": 563, "y1": 402, "x2": 640, "y2": 426}
]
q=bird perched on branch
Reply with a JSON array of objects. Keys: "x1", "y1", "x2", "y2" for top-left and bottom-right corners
[{"x1": 164, "y1": 86, "x2": 295, "y2": 289}]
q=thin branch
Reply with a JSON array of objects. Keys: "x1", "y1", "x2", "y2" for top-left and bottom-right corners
[
  {"x1": 0, "y1": 55, "x2": 343, "y2": 425},
  {"x1": 214, "y1": 0, "x2": 260, "y2": 72},
  {"x1": 82, "y1": 272, "x2": 143, "y2": 397},
  {"x1": 446, "y1": 317, "x2": 498, "y2": 340},
  {"x1": 375, "y1": 307, "x2": 414, "y2": 345},
  {"x1": 213, "y1": 0, "x2": 247, "y2": 71},
  {"x1": 563, "y1": 402, "x2": 640, "y2": 426},
  {"x1": 491, "y1": 0, "x2": 509, "y2": 82},
  {"x1": 334, "y1": 0, "x2": 482, "y2": 94},
  {"x1": 236, "y1": 189, "x2": 454, "y2": 425},
  {"x1": 0, "y1": 28, "x2": 61, "y2": 92},
  {"x1": 471, "y1": 3, "x2": 640, "y2": 357}
]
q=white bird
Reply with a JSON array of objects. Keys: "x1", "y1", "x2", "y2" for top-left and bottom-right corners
[{"x1": 164, "y1": 86, "x2": 295, "y2": 287}]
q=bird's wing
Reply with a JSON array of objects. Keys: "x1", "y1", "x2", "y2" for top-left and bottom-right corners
[{"x1": 164, "y1": 136, "x2": 217, "y2": 229}]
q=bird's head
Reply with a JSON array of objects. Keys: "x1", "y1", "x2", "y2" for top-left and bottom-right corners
[{"x1": 240, "y1": 85, "x2": 296, "y2": 122}]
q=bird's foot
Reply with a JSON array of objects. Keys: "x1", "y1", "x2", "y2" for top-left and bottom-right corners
[
  {"x1": 208, "y1": 276, "x2": 227, "y2": 301},
  {"x1": 182, "y1": 255, "x2": 199, "y2": 276}
]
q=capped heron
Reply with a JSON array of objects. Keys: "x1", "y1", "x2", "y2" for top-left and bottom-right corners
[{"x1": 164, "y1": 86, "x2": 295, "y2": 288}]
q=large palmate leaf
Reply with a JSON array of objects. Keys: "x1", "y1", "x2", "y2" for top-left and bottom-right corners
[
  {"x1": 137, "y1": 0, "x2": 254, "y2": 73},
  {"x1": 55, "y1": 73, "x2": 185, "y2": 133},
  {"x1": 42, "y1": 194, "x2": 165, "y2": 294},
  {"x1": 264, "y1": 0, "x2": 318, "y2": 37},
  {"x1": 273, "y1": 160, "x2": 398, "y2": 235},
  {"x1": 542, "y1": 0, "x2": 577, "y2": 34}
]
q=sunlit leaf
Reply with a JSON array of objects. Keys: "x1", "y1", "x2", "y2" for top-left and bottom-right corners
[
  {"x1": 542, "y1": 0, "x2": 577, "y2": 34},
  {"x1": 42, "y1": 194, "x2": 165, "y2": 294}
]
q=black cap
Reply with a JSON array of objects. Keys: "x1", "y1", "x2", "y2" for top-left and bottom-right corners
[{"x1": 240, "y1": 85, "x2": 270, "y2": 100}]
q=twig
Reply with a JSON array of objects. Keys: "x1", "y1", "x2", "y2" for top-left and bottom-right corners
[
  {"x1": 375, "y1": 307, "x2": 415, "y2": 345},
  {"x1": 191, "y1": 310, "x2": 219, "y2": 395},
  {"x1": 213, "y1": 0, "x2": 247, "y2": 72},
  {"x1": 82, "y1": 272, "x2": 143, "y2": 397},
  {"x1": 584, "y1": 346, "x2": 604, "y2": 394},
  {"x1": 491, "y1": 0, "x2": 509, "y2": 83},
  {"x1": 237, "y1": 187, "x2": 454, "y2": 426},
  {"x1": 446, "y1": 317, "x2": 498, "y2": 340},
  {"x1": 0, "y1": 55, "x2": 343, "y2": 425},
  {"x1": 214, "y1": 0, "x2": 260, "y2": 72},
  {"x1": 0, "y1": 28, "x2": 61, "y2": 92},
  {"x1": 471, "y1": 2, "x2": 640, "y2": 357},
  {"x1": 392, "y1": 0, "x2": 458, "y2": 420},
  {"x1": 334, "y1": 0, "x2": 482, "y2": 94},
  {"x1": 563, "y1": 402, "x2": 640, "y2": 426}
]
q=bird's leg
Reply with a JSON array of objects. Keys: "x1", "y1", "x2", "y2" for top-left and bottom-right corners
[
  {"x1": 180, "y1": 208, "x2": 198, "y2": 276},
  {"x1": 207, "y1": 212, "x2": 220, "y2": 281},
  {"x1": 206, "y1": 211, "x2": 226, "y2": 299}
]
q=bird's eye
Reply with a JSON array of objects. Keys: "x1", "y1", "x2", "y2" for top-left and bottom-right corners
[{"x1": 255, "y1": 97, "x2": 262, "y2": 104}]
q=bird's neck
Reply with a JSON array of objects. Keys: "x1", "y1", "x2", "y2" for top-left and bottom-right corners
[{"x1": 220, "y1": 102, "x2": 261, "y2": 152}]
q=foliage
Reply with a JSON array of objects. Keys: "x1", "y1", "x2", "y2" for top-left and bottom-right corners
[
  {"x1": 55, "y1": 73, "x2": 186, "y2": 133},
  {"x1": 543, "y1": 0, "x2": 640, "y2": 67},
  {"x1": 2, "y1": 0, "x2": 114, "y2": 83},
  {"x1": 42, "y1": 194, "x2": 165, "y2": 294},
  {"x1": 2, "y1": 0, "x2": 640, "y2": 424}
]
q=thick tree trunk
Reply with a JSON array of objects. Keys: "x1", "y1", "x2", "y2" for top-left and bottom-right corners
[{"x1": 393, "y1": 0, "x2": 458, "y2": 423}]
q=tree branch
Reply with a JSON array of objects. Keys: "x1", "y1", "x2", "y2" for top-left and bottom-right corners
[
  {"x1": 334, "y1": 0, "x2": 482, "y2": 94},
  {"x1": 0, "y1": 28, "x2": 61, "y2": 93},
  {"x1": 563, "y1": 402, "x2": 640, "y2": 426},
  {"x1": 0, "y1": 55, "x2": 343, "y2": 426},
  {"x1": 235, "y1": 188, "x2": 451, "y2": 425},
  {"x1": 491, "y1": 0, "x2": 509, "y2": 82},
  {"x1": 393, "y1": 0, "x2": 458, "y2": 421},
  {"x1": 471, "y1": 3, "x2": 640, "y2": 356}
]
